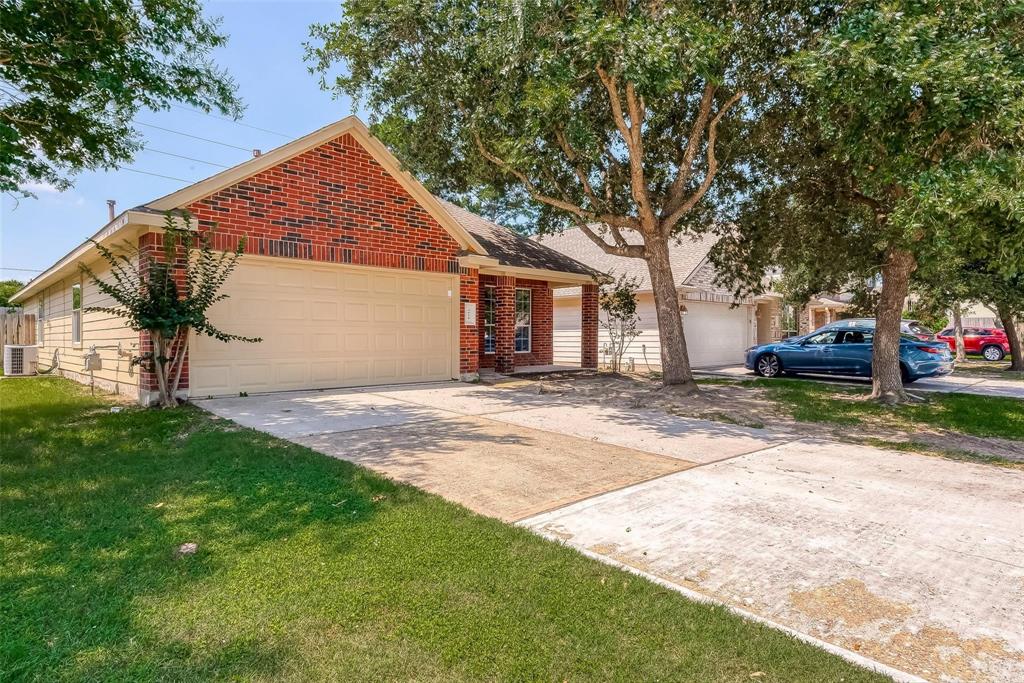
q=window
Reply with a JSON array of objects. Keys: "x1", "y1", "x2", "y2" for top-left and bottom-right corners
[
  {"x1": 482, "y1": 285, "x2": 496, "y2": 354},
  {"x1": 36, "y1": 299, "x2": 44, "y2": 346},
  {"x1": 804, "y1": 330, "x2": 837, "y2": 345},
  {"x1": 71, "y1": 283, "x2": 82, "y2": 344},
  {"x1": 514, "y1": 288, "x2": 531, "y2": 352}
]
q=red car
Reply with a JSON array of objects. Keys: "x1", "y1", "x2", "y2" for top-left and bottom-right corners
[{"x1": 936, "y1": 327, "x2": 1010, "y2": 361}]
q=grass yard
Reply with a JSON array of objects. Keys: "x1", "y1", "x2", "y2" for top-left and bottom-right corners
[
  {"x1": 952, "y1": 357, "x2": 1023, "y2": 380},
  {"x1": 0, "y1": 378, "x2": 887, "y2": 682},
  {"x1": 754, "y1": 378, "x2": 1024, "y2": 439}
]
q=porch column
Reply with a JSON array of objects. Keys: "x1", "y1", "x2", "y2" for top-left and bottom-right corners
[
  {"x1": 494, "y1": 275, "x2": 516, "y2": 373},
  {"x1": 581, "y1": 283, "x2": 599, "y2": 369},
  {"x1": 458, "y1": 267, "x2": 480, "y2": 380}
]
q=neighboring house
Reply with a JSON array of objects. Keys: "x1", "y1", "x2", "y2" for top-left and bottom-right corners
[
  {"x1": 535, "y1": 228, "x2": 783, "y2": 370},
  {"x1": 11, "y1": 117, "x2": 601, "y2": 404},
  {"x1": 798, "y1": 293, "x2": 855, "y2": 334},
  {"x1": 960, "y1": 302, "x2": 1000, "y2": 328}
]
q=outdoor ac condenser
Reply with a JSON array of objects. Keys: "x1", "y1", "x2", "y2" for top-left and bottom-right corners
[{"x1": 4, "y1": 345, "x2": 38, "y2": 376}]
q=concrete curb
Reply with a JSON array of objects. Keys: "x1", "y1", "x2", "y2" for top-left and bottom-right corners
[{"x1": 523, "y1": 527, "x2": 928, "y2": 683}]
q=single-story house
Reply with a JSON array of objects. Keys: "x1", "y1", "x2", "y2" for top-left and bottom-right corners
[
  {"x1": 798, "y1": 293, "x2": 855, "y2": 334},
  {"x1": 535, "y1": 228, "x2": 783, "y2": 370},
  {"x1": 11, "y1": 117, "x2": 602, "y2": 404}
]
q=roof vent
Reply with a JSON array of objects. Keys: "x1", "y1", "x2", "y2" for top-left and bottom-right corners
[{"x1": 253, "y1": 149, "x2": 262, "y2": 157}]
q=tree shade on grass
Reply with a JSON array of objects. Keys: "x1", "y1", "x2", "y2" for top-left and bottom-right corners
[{"x1": 0, "y1": 378, "x2": 888, "y2": 682}]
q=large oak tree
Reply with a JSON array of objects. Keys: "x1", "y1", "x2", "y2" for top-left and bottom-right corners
[
  {"x1": 712, "y1": 0, "x2": 1024, "y2": 402},
  {"x1": 307, "y1": 0, "x2": 813, "y2": 390},
  {"x1": 1, "y1": 0, "x2": 242, "y2": 195}
]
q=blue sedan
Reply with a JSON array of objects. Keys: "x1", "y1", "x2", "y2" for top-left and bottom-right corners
[{"x1": 744, "y1": 327, "x2": 953, "y2": 383}]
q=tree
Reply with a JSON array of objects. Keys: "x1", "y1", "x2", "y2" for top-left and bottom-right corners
[
  {"x1": 711, "y1": 0, "x2": 1024, "y2": 403},
  {"x1": 599, "y1": 274, "x2": 641, "y2": 373},
  {"x1": 307, "y1": 1, "x2": 814, "y2": 392},
  {"x1": 1, "y1": 0, "x2": 242, "y2": 195},
  {"x1": 81, "y1": 213, "x2": 260, "y2": 407},
  {"x1": 0, "y1": 279, "x2": 24, "y2": 307}
]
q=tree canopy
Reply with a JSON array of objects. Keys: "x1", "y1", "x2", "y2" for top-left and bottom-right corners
[
  {"x1": 308, "y1": 0, "x2": 821, "y2": 388},
  {"x1": 0, "y1": 0, "x2": 242, "y2": 195}
]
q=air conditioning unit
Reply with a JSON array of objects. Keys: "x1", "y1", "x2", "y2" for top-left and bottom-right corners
[{"x1": 4, "y1": 345, "x2": 38, "y2": 376}]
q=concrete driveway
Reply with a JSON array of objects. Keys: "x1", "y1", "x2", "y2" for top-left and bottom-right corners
[
  {"x1": 197, "y1": 380, "x2": 1024, "y2": 682},
  {"x1": 696, "y1": 364, "x2": 1024, "y2": 399}
]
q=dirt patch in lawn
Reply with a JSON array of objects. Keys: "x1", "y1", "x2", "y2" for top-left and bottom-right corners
[{"x1": 500, "y1": 371, "x2": 1023, "y2": 466}]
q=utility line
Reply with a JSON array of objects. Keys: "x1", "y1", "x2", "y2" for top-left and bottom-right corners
[
  {"x1": 1, "y1": 266, "x2": 43, "y2": 272},
  {"x1": 168, "y1": 103, "x2": 293, "y2": 138},
  {"x1": 116, "y1": 165, "x2": 195, "y2": 183},
  {"x1": 142, "y1": 147, "x2": 231, "y2": 168},
  {"x1": 134, "y1": 121, "x2": 253, "y2": 152}
]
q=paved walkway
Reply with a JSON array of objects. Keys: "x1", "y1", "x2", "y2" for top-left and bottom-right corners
[
  {"x1": 198, "y1": 381, "x2": 1024, "y2": 682},
  {"x1": 695, "y1": 364, "x2": 1024, "y2": 399}
]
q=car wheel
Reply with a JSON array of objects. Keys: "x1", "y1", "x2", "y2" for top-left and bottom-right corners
[
  {"x1": 755, "y1": 353, "x2": 782, "y2": 378},
  {"x1": 982, "y1": 344, "x2": 1005, "y2": 362}
]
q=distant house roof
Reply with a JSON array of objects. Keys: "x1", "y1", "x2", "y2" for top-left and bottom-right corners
[
  {"x1": 438, "y1": 200, "x2": 602, "y2": 278},
  {"x1": 535, "y1": 226, "x2": 719, "y2": 293}
]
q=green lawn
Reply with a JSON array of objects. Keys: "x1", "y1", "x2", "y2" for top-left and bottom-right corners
[
  {"x1": 952, "y1": 357, "x2": 1023, "y2": 381},
  {"x1": 754, "y1": 378, "x2": 1024, "y2": 439},
  {"x1": 0, "y1": 378, "x2": 886, "y2": 682}
]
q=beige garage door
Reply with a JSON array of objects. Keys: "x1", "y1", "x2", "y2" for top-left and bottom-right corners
[{"x1": 190, "y1": 257, "x2": 456, "y2": 396}]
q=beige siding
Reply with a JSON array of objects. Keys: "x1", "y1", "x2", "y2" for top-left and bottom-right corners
[
  {"x1": 554, "y1": 292, "x2": 754, "y2": 369},
  {"x1": 19, "y1": 258, "x2": 140, "y2": 398}
]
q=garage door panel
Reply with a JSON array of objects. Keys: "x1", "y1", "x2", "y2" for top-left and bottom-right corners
[{"x1": 191, "y1": 258, "x2": 454, "y2": 396}]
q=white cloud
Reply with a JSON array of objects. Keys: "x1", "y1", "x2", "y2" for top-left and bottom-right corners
[{"x1": 19, "y1": 181, "x2": 60, "y2": 194}]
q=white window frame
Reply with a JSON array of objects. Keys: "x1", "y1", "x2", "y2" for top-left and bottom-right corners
[
  {"x1": 514, "y1": 287, "x2": 532, "y2": 353},
  {"x1": 36, "y1": 298, "x2": 45, "y2": 347},
  {"x1": 71, "y1": 283, "x2": 82, "y2": 346},
  {"x1": 482, "y1": 285, "x2": 496, "y2": 354}
]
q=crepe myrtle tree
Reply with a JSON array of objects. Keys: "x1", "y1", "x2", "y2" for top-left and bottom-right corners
[
  {"x1": 600, "y1": 274, "x2": 641, "y2": 373},
  {"x1": 0, "y1": 0, "x2": 241, "y2": 195},
  {"x1": 307, "y1": 0, "x2": 818, "y2": 391},
  {"x1": 81, "y1": 213, "x2": 260, "y2": 408},
  {"x1": 711, "y1": 0, "x2": 1024, "y2": 403}
]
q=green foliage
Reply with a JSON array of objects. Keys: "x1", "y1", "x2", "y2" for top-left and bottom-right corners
[
  {"x1": 82, "y1": 213, "x2": 258, "y2": 345},
  {"x1": 712, "y1": 0, "x2": 1024, "y2": 299},
  {"x1": 0, "y1": 377, "x2": 888, "y2": 681},
  {"x1": 599, "y1": 274, "x2": 641, "y2": 372},
  {"x1": 0, "y1": 0, "x2": 242, "y2": 195},
  {"x1": 0, "y1": 279, "x2": 24, "y2": 307}
]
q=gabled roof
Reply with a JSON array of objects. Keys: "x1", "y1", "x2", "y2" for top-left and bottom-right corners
[
  {"x1": 145, "y1": 116, "x2": 488, "y2": 255},
  {"x1": 438, "y1": 200, "x2": 600, "y2": 278},
  {"x1": 535, "y1": 226, "x2": 719, "y2": 292}
]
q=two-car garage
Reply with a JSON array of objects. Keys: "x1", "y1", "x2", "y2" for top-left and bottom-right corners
[{"x1": 189, "y1": 257, "x2": 458, "y2": 397}]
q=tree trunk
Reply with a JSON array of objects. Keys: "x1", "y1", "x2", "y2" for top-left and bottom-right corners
[
  {"x1": 952, "y1": 303, "x2": 966, "y2": 363},
  {"x1": 644, "y1": 235, "x2": 697, "y2": 391},
  {"x1": 870, "y1": 248, "x2": 916, "y2": 404},
  {"x1": 151, "y1": 331, "x2": 174, "y2": 409},
  {"x1": 995, "y1": 303, "x2": 1024, "y2": 372}
]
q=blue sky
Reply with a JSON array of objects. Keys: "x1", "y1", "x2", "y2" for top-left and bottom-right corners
[{"x1": 1, "y1": 1, "x2": 361, "y2": 282}]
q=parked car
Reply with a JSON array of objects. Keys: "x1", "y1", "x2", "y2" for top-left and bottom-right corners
[
  {"x1": 744, "y1": 324, "x2": 953, "y2": 383},
  {"x1": 820, "y1": 318, "x2": 936, "y2": 340},
  {"x1": 935, "y1": 327, "x2": 1009, "y2": 361}
]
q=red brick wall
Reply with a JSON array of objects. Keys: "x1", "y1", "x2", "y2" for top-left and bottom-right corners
[
  {"x1": 137, "y1": 231, "x2": 190, "y2": 394},
  {"x1": 459, "y1": 267, "x2": 480, "y2": 376},
  {"x1": 187, "y1": 133, "x2": 462, "y2": 274},
  {"x1": 478, "y1": 275, "x2": 553, "y2": 370},
  {"x1": 581, "y1": 283, "x2": 599, "y2": 369}
]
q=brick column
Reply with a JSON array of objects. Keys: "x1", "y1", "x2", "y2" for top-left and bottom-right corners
[
  {"x1": 581, "y1": 283, "x2": 599, "y2": 369},
  {"x1": 137, "y1": 231, "x2": 189, "y2": 404},
  {"x1": 494, "y1": 275, "x2": 516, "y2": 374},
  {"x1": 459, "y1": 267, "x2": 480, "y2": 379}
]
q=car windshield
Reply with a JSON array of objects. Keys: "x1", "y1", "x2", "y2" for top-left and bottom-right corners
[{"x1": 907, "y1": 323, "x2": 934, "y2": 335}]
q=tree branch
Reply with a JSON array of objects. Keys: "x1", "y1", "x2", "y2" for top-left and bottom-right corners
[
  {"x1": 596, "y1": 64, "x2": 657, "y2": 230},
  {"x1": 664, "y1": 82, "x2": 717, "y2": 215},
  {"x1": 660, "y1": 89, "x2": 744, "y2": 234},
  {"x1": 575, "y1": 218, "x2": 645, "y2": 258}
]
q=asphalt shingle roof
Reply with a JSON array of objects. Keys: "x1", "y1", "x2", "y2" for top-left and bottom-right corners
[
  {"x1": 535, "y1": 227, "x2": 717, "y2": 293},
  {"x1": 438, "y1": 200, "x2": 601, "y2": 278}
]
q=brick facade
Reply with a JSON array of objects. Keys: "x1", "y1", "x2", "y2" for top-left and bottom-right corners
[
  {"x1": 137, "y1": 231, "x2": 190, "y2": 398},
  {"x1": 477, "y1": 275, "x2": 553, "y2": 372},
  {"x1": 581, "y1": 283, "x2": 599, "y2": 369},
  {"x1": 459, "y1": 267, "x2": 480, "y2": 377}
]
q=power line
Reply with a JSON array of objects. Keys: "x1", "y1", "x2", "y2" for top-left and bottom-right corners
[
  {"x1": 0, "y1": 266, "x2": 43, "y2": 272},
  {"x1": 135, "y1": 121, "x2": 253, "y2": 152},
  {"x1": 142, "y1": 147, "x2": 231, "y2": 168},
  {"x1": 116, "y1": 165, "x2": 195, "y2": 183},
  {"x1": 168, "y1": 103, "x2": 293, "y2": 139}
]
